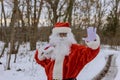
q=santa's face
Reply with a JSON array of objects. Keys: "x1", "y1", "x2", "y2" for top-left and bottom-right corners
[
  {"x1": 49, "y1": 32, "x2": 76, "y2": 60},
  {"x1": 58, "y1": 33, "x2": 68, "y2": 41}
]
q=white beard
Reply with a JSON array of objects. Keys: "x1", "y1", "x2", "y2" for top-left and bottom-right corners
[
  {"x1": 49, "y1": 32, "x2": 77, "y2": 60},
  {"x1": 51, "y1": 39, "x2": 70, "y2": 60}
]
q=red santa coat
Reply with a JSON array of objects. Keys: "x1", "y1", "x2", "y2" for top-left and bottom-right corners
[{"x1": 35, "y1": 44, "x2": 100, "y2": 80}]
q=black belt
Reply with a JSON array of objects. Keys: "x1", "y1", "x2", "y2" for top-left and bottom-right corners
[{"x1": 53, "y1": 78, "x2": 77, "y2": 80}]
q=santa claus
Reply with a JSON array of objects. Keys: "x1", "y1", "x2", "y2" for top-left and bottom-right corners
[{"x1": 34, "y1": 22, "x2": 100, "y2": 80}]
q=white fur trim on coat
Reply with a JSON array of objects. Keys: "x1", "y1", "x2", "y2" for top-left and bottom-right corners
[
  {"x1": 38, "y1": 45, "x2": 55, "y2": 60},
  {"x1": 41, "y1": 46, "x2": 54, "y2": 54},
  {"x1": 86, "y1": 34, "x2": 100, "y2": 49},
  {"x1": 52, "y1": 27, "x2": 71, "y2": 34},
  {"x1": 38, "y1": 49, "x2": 46, "y2": 60},
  {"x1": 53, "y1": 57, "x2": 65, "y2": 79}
]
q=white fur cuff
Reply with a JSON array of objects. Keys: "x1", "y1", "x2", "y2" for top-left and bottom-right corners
[
  {"x1": 86, "y1": 34, "x2": 100, "y2": 49},
  {"x1": 38, "y1": 49, "x2": 46, "y2": 60},
  {"x1": 43, "y1": 46, "x2": 54, "y2": 54}
]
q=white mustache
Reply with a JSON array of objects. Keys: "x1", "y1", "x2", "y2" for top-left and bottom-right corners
[{"x1": 59, "y1": 37, "x2": 67, "y2": 41}]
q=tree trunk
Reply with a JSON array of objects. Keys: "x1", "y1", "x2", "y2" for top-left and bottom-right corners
[
  {"x1": 30, "y1": 0, "x2": 43, "y2": 50},
  {"x1": 0, "y1": 6, "x2": 3, "y2": 27},
  {"x1": 26, "y1": 0, "x2": 30, "y2": 27},
  {"x1": 6, "y1": 0, "x2": 19, "y2": 70},
  {"x1": 1, "y1": 0, "x2": 7, "y2": 27},
  {"x1": 0, "y1": 43, "x2": 5, "y2": 58},
  {"x1": 14, "y1": 43, "x2": 19, "y2": 63},
  {"x1": 30, "y1": 0, "x2": 37, "y2": 50},
  {"x1": 64, "y1": 0, "x2": 75, "y2": 24}
]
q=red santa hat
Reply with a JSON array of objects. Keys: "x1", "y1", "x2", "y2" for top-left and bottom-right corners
[{"x1": 52, "y1": 22, "x2": 71, "y2": 34}]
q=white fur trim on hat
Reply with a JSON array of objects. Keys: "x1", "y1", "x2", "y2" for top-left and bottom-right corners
[{"x1": 52, "y1": 27, "x2": 71, "y2": 34}]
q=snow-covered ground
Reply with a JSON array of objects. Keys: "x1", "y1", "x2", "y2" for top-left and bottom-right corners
[{"x1": 0, "y1": 41, "x2": 120, "y2": 80}]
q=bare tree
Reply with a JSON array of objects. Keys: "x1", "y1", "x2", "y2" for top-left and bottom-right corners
[
  {"x1": 44, "y1": 0, "x2": 60, "y2": 25},
  {"x1": 102, "y1": 0, "x2": 120, "y2": 47},
  {"x1": 26, "y1": 0, "x2": 31, "y2": 27},
  {"x1": 63, "y1": 0, "x2": 75, "y2": 24},
  {"x1": 0, "y1": 0, "x2": 9, "y2": 58},
  {"x1": 0, "y1": 0, "x2": 7, "y2": 27},
  {"x1": 6, "y1": 0, "x2": 19, "y2": 70},
  {"x1": 93, "y1": 0, "x2": 110, "y2": 31},
  {"x1": 44, "y1": 0, "x2": 75, "y2": 25},
  {"x1": 30, "y1": 0, "x2": 43, "y2": 50}
]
